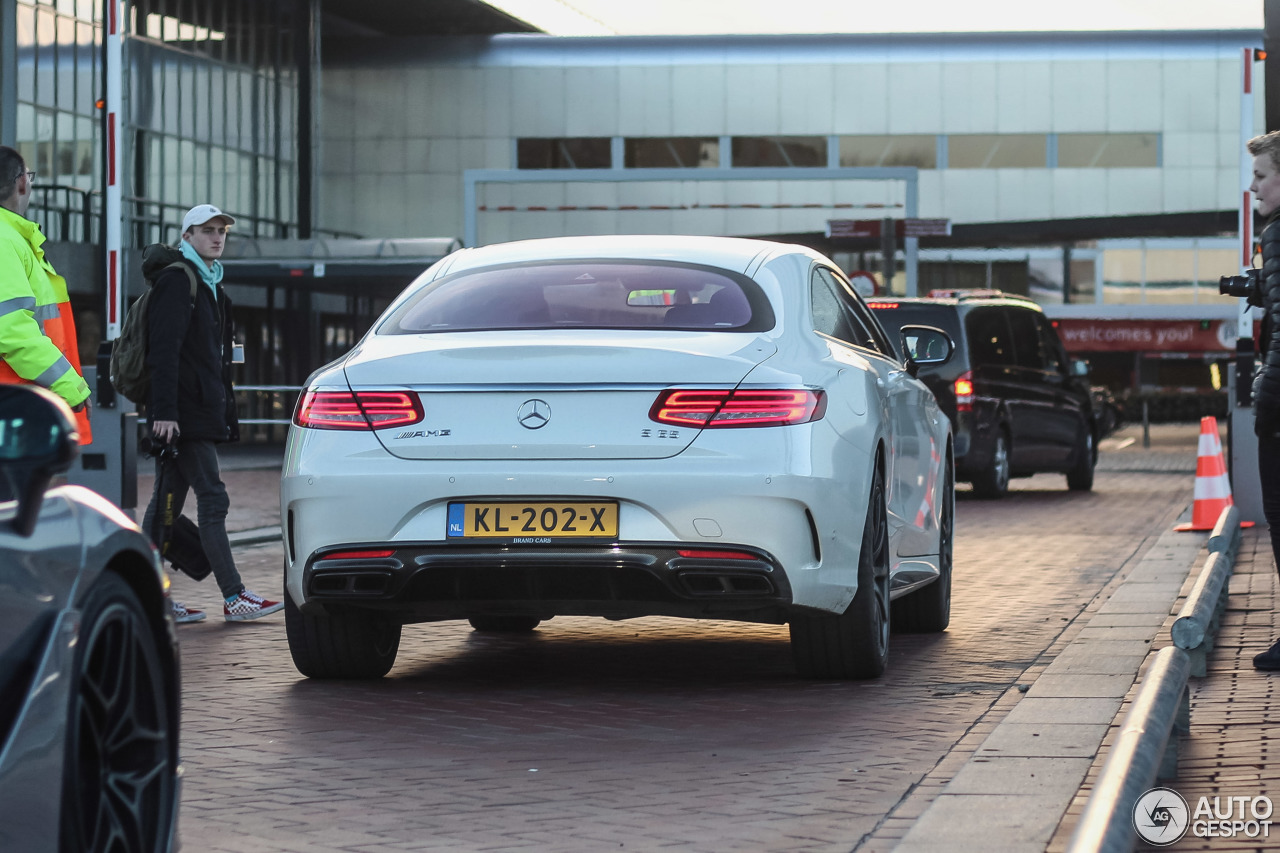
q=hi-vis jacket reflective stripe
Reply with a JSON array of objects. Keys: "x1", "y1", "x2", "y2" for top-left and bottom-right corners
[{"x1": 0, "y1": 206, "x2": 92, "y2": 444}]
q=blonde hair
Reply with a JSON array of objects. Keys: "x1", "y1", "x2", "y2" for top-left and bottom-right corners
[{"x1": 1248, "y1": 131, "x2": 1280, "y2": 172}]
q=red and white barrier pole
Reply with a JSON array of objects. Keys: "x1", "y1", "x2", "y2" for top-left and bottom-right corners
[{"x1": 104, "y1": 0, "x2": 122, "y2": 340}]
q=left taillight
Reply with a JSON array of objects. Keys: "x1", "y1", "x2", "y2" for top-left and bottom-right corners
[
  {"x1": 650, "y1": 388, "x2": 826, "y2": 428},
  {"x1": 293, "y1": 390, "x2": 424, "y2": 430}
]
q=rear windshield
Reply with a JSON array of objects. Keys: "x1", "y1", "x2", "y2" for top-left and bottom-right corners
[{"x1": 380, "y1": 261, "x2": 775, "y2": 334}]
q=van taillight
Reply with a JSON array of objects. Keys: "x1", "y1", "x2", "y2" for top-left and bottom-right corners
[
  {"x1": 294, "y1": 390, "x2": 424, "y2": 430},
  {"x1": 650, "y1": 388, "x2": 826, "y2": 428},
  {"x1": 954, "y1": 371, "x2": 974, "y2": 413}
]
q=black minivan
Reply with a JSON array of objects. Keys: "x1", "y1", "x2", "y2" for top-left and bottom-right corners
[{"x1": 870, "y1": 291, "x2": 1096, "y2": 498}]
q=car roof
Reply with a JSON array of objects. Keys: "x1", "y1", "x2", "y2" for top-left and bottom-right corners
[
  {"x1": 437, "y1": 234, "x2": 827, "y2": 277},
  {"x1": 868, "y1": 293, "x2": 1044, "y2": 312}
]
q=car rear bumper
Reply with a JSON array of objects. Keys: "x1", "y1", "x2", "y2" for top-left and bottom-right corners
[
  {"x1": 298, "y1": 541, "x2": 793, "y2": 624},
  {"x1": 281, "y1": 428, "x2": 873, "y2": 619}
]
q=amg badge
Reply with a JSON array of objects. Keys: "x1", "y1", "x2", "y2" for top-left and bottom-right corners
[{"x1": 394, "y1": 429, "x2": 451, "y2": 439}]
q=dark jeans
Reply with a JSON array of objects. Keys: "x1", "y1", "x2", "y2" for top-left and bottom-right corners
[
  {"x1": 1261, "y1": 430, "x2": 1280, "y2": 575},
  {"x1": 142, "y1": 438, "x2": 244, "y2": 600}
]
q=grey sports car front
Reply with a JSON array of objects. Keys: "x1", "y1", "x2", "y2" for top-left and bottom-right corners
[{"x1": 0, "y1": 385, "x2": 181, "y2": 853}]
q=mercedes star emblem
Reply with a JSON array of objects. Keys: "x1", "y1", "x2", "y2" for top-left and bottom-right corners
[{"x1": 517, "y1": 399, "x2": 551, "y2": 429}]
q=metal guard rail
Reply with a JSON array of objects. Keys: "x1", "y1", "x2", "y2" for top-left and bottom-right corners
[
  {"x1": 1066, "y1": 504, "x2": 1243, "y2": 853},
  {"x1": 1065, "y1": 646, "x2": 1192, "y2": 853}
]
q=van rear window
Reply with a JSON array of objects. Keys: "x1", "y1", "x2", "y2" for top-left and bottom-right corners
[{"x1": 866, "y1": 303, "x2": 962, "y2": 339}]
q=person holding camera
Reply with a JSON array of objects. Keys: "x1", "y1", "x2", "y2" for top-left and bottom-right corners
[
  {"x1": 139, "y1": 204, "x2": 281, "y2": 624},
  {"x1": 1245, "y1": 132, "x2": 1280, "y2": 670}
]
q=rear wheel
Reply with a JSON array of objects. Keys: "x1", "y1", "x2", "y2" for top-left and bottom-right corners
[
  {"x1": 893, "y1": 459, "x2": 953, "y2": 633},
  {"x1": 790, "y1": 464, "x2": 891, "y2": 679},
  {"x1": 285, "y1": 583, "x2": 401, "y2": 679},
  {"x1": 971, "y1": 429, "x2": 1010, "y2": 499},
  {"x1": 60, "y1": 572, "x2": 176, "y2": 853},
  {"x1": 1066, "y1": 429, "x2": 1096, "y2": 492},
  {"x1": 468, "y1": 615, "x2": 541, "y2": 633}
]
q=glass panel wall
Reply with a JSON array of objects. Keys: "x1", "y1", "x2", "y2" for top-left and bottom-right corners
[
  {"x1": 1099, "y1": 240, "x2": 1239, "y2": 305},
  {"x1": 124, "y1": 0, "x2": 299, "y2": 245},
  {"x1": 839, "y1": 135, "x2": 936, "y2": 169},
  {"x1": 14, "y1": 0, "x2": 103, "y2": 243},
  {"x1": 1058, "y1": 133, "x2": 1159, "y2": 168},
  {"x1": 948, "y1": 134, "x2": 1047, "y2": 169}
]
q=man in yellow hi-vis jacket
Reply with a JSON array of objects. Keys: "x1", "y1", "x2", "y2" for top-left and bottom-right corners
[{"x1": 0, "y1": 146, "x2": 92, "y2": 444}]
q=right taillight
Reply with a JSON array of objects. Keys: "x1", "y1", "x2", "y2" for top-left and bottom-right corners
[
  {"x1": 650, "y1": 388, "x2": 826, "y2": 428},
  {"x1": 294, "y1": 389, "x2": 424, "y2": 430},
  {"x1": 953, "y1": 371, "x2": 974, "y2": 413}
]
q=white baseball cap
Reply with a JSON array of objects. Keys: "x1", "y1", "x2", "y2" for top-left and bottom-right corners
[{"x1": 181, "y1": 203, "x2": 236, "y2": 233}]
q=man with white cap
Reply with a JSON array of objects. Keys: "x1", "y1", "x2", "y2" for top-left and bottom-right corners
[{"x1": 140, "y1": 203, "x2": 282, "y2": 623}]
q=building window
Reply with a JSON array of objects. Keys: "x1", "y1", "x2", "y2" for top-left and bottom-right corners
[
  {"x1": 517, "y1": 138, "x2": 612, "y2": 169},
  {"x1": 1058, "y1": 133, "x2": 1159, "y2": 168},
  {"x1": 624, "y1": 137, "x2": 719, "y2": 168},
  {"x1": 947, "y1": 134, "x2": 1046, "y2": 169},
  {"x1": 731, "y1": 136, "x2": 825, "y2": 168},
  {"x1": 839, "y1": 135, "x2": 936, "y2": 169}
]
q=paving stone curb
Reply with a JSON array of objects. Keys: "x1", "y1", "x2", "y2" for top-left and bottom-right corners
[{"x1": 886, "y1": 509, "x2": 1206, "y2": 853}]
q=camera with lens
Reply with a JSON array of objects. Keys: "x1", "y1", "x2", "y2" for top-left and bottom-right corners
[
  {"x1": 1219, "y1": 269, "x2": 1264, "y2": 306},
  {"x1": 138, "y1": 435, "x2": 179, "y2": 462}
]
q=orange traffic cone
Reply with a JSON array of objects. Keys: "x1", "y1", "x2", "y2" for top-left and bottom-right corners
[{"x1": 1175, "y1": 416, "x2": 1253, "y2": 532}]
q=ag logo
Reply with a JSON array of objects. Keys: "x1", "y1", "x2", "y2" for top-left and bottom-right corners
[{"x1": 1133, "y1": 787, "x2": 1189, "y2": 846}]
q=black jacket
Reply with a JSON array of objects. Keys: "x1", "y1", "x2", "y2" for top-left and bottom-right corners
[{"x1": 142, "y1": 244, "x2": 239, "y2": 443}]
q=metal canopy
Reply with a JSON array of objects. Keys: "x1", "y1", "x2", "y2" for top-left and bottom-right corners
[{"x1": 219, "y1": 237, "x2": 461, "y2": 290}]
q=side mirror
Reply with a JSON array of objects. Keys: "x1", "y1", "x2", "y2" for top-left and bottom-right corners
[
  {"x1": 0, "y1": 386, "x2": 80, "y2": 537},
  {"x1": 1069, "y1": 358, "x2": 1090, "y2": 378},
  {"x1": 899, "y1": 325, "x2": 955, "y2": 373}
]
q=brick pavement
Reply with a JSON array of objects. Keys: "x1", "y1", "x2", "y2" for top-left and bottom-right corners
[{"x1": 157, "y1": 423, "x2": 1236, "y2": 853}]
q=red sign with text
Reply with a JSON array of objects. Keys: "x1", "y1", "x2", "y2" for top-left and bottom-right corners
[{"x1": 1053, "y1": 319, "x2": 1234, "y2": 353}]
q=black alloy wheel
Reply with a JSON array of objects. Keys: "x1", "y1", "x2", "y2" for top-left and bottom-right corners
[
  {"x1": 972, "y1": 429, "x2": 1010, "y2": 499},
  {"x1": 1066, "y1": 429, "x2": 1096, "y2": 492},
  {"x1": 60, "y1": 572, "x2": 176, "y2": 853},
  {"x1": 790, "y1": 462, "x2": 891, "y2": 679},
  {"x1": 284, "y1": 573, "x2": 402, "y2": 679}
]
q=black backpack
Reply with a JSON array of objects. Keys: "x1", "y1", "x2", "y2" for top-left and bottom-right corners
[{"x1": 109, "y1": 259, "x2": 198, "y2": 405}]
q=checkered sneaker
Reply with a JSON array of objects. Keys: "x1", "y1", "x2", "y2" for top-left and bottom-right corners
[
  {"x1": 223, "y1": 589, "x2": 284, "y2": 622},
  {"x1": 172, "y1": 601, "x2": 206, "y2": 624}
]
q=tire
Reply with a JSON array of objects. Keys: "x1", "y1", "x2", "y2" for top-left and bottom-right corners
[
  {"x1": 285, "y1": 585, "x2": 401, "y2": 679},
  {"x1": 971, "y1": 429, "x2": 1010, "y2": 499},
  {"x1": 60, "y1": 572, "x2": 176, "y2": 853},
  {"x1": 790, "y1": 463, "x2": 891, "y2": 679},
  {"x1": 468, "y1": 615, "x2": 541, "y2": 633},
  {"x1": 893, "y1": 460, "x2": 953, "y2": 633},
  {"x1": 1066, "y1": 428, "x2": 1096, "y2": 492}
]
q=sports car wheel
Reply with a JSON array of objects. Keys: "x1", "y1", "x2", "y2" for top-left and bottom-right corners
[
  {"x1": 60, "y1": 572, "x2": 176, "y2": 853},
  {"x1": 790, "y1": 463, "x2": 891, "y2": 679},
  {"x1": 468, "y1": 616, "x2": 541, "y2": 632},
  {"x1": 1066, "y1": 429, "x2": 1096, "y2": 492},
  {"x1": 972, "y1": 429, "x2": 1010, "y2": 499},
  {"x1": 893, "y1": 459, "x2": 953, "y2": 633},
  {"x1": 285, "y1": 584, "x2": 401, "y2": 679}
]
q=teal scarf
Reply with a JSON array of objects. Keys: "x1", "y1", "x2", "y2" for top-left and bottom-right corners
[{"x1": 179, "y1": 239, "x2": 224, "y2": 297}]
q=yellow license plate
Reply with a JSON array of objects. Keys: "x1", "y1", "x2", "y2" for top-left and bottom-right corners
[{"x1": 447, "y1": 501, "x2": 618, "y2": 539}]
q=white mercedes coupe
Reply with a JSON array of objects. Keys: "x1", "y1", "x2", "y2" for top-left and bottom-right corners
[{"x1": 281, "y1": 235, "x2": 955, "y2": 680}]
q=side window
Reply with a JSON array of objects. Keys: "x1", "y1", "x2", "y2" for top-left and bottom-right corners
[
  {"x1": 810, "y1": 269, "x2": 858, "y2": 345},
  {"x1": 812, "y1": 268, "x2": 881, "y2": 351},
  {"x1": 1007, "y1": 308, "x2": 1045, "y2": 370},
  {"x1": 1035, "y1": 315, "x2": 1066, "y2": 374},
  {"x1": 832, "y1": 270, "x2": 891, "y2": 354},
  {"x1": 964, "y1": 308, "x2": 1014, "y2": 367}
]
